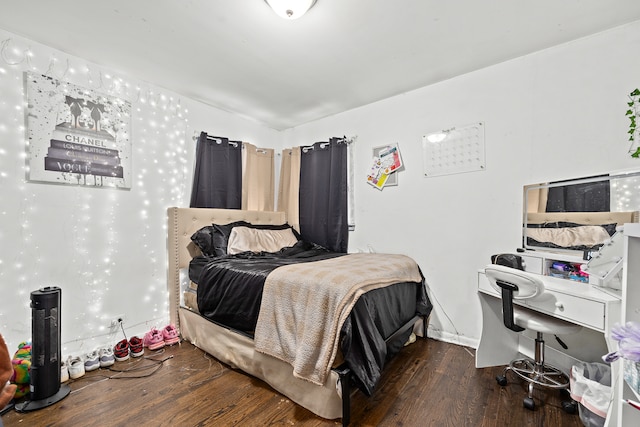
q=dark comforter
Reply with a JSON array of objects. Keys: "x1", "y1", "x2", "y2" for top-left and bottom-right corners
[{"x1": 190, "y1": 240, "x2": 432, "y2": 395}]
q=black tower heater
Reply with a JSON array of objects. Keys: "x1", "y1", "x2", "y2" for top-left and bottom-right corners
[{"x1": 15, "y1": 286, "x2": 70, "y2": 412}]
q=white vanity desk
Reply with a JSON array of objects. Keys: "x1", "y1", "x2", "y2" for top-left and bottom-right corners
[
  {"x1": 476, "y1": 250, "x2": 622, "y2": 425},
  {"x1": 476, "y1": 256, "x2": 621, "y2": 368},
  {"x1": 479, "y1": 169, "x2": 640, "y2": 425}
]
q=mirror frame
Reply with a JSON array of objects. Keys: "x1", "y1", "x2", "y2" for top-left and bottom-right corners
[{"x1": 522, "y1": 168, "x2": 640, "y2": 255}]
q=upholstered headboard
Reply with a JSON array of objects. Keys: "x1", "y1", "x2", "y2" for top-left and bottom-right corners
[
  {"x1": 166, "y1": 207, "x2": 287, "y2": 328},
  {"x1": 526, "y1": 211, "x2": 639, "y2": 226}
]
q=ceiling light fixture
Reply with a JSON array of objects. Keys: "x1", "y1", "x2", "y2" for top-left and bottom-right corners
[{"x1": 264, "y1": 0, "x2": 317, "y2": 20}]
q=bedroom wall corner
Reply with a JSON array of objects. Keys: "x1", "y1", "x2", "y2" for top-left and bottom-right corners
[
  {"x1": 279, "y1": 20, "x2": 640, "y2": 353},
  {"x1": 0, "y1": 27, "x2": 280, "y2": 356}
]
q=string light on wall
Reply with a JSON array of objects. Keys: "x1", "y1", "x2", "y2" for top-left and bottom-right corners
[
  {"x1": 611, "y1": 177, "x2": 640, "y2": 212},
  {"x1": 0, "y1": 33, "x2": 190, "y2": 352},
  {"x1": 0, "y1": 38, "x2": 33, "y2": 67}
]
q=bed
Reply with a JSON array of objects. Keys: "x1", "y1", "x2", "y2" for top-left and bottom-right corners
[
  {"x1": 167, "y1": 207, "x2": 431, "y2": 425},
  {"x1": 524, "y1": 211, "x2": 640, "y2": 251}
]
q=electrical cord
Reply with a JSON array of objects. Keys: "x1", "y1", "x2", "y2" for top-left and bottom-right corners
[
  {"x1": 181, "y1": 345, "x2": 225, "y2": 387},
  {"x1": 424, "y1": 282, "x2": 462, "y2": 343},
  {"x1": 69, "y1": 351, "x2": 174, "y2": 395},
  {"x1": 67, "y1": 322, "x2": 176, "y2": 396},
  {"x1": 118, "y1": 320, "x2": 128, "y2": 342},
  {"x1": 107, "y1": 354, "x2": 173, "y2": 379}
]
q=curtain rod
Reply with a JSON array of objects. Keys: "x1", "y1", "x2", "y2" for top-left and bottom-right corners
[
  {"x1": 193, "y1": 132, "x2": 269, "y2": 153},
  {"x1": 301, "y1": 135, "x2": 357, "y2": 153},
  {"x1": 193, "y1": 132, "x2": 357, "y2": 153},
  {"x1": 192, "y1": 132, "x2": 239, "y2": 147}
]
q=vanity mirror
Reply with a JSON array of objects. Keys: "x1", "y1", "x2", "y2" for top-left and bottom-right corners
[{"x1": 522, "y1": 169, "x2": 640, "y2": 257}]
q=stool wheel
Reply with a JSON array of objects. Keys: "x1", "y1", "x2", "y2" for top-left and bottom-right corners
[
  {"x1": 523, "y1": 397, "x2": 535, "y2": 410},
  {"x1": 561, "y1": 400, "x2": 577, "y2": 414},
  {"x1": 496, "y1": 375, "x2": 508, "y2": 386}
]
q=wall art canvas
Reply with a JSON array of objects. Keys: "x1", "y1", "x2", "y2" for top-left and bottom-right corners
[{"x1": 24, "y1": 72, "x2": 132, "y2": 188}]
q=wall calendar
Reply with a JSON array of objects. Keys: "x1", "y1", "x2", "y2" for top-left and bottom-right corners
[{"x1": 422, "y1": 122, "x2": 485, "y2": 178}]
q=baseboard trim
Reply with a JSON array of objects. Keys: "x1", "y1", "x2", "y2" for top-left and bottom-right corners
[{"x1": 427, "y1": 327, "x2": 478, "y2": 349}]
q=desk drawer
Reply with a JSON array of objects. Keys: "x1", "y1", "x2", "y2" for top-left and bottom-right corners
[
  {"x1": 478, "y1": 272, "x2": 606, "y2": 331},
  {"x1": 523, "y1": 292, "x2": 605, "y2": 331},
  {"x1": 478, "y1": 273, "x2": 499, "y2": 296}
]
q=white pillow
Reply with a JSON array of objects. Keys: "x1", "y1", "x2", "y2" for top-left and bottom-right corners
[{"x1": 227, "y1": 226, "x2": 298, "y2": 254}]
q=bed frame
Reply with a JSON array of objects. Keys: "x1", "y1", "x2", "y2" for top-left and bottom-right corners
[{"x1": 167, "y1": 207, "x2": 425, "y2": 425}]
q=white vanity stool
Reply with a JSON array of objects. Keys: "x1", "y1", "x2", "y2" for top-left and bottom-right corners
[{"x1": 484, "y1": 264, "x2": 583, "y2": 409}]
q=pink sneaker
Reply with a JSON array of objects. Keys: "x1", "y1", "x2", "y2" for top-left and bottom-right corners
[
  {"x1": 162, "y1": 325, "x2": 180, "y2": 346},
  {"x1": 143, "y1": 328, "x2": 164, "y2": 351}
]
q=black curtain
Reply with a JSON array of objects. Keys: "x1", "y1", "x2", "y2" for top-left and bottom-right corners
[
  {"x1": 189, "y1": 132, "x2": 242, "y2": 209},
  {"x1": 546, "y1": 175, "x2": 610, "y2": 212},
  {"x1": 299, "y1": 137, "x2": 348, "y2": 253}
]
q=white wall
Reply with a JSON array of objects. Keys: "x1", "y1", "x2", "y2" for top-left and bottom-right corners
[
  {"x1": 281, "y1": 21, "x2": 640, "y2": 347},
  {"x1": 2, "y1": 20, "x2": 639, "y2": 360},
  {"x1": 0, "y1": 28, "x2": 279, "y2": 355}
]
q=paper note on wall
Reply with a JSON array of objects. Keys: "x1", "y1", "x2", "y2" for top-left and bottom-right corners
[{"x1": 367, "y1": 143, "x2": 403, "y2": 190}]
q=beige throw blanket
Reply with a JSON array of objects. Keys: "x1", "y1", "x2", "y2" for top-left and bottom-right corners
[{"x1": 254, "y1": 253, "x2": 422, "y2": 386}]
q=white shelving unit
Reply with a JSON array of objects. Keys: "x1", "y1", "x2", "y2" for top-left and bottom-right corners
[
  {"x1": 518, "y1": 250, "x2": 587, "y2": 280},
  {"x1": 616, "y1": 223, "x2": 640, "y2": 426}
]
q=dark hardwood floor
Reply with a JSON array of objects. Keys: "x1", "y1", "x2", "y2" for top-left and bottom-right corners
[{"x1": 2, "y1": 338, "x2": 583, "y2": 426}]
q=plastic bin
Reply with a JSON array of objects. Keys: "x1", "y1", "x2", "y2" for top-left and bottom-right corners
[{"x1": 569, "y1": 362, "x2": 611, "y2": 427}]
